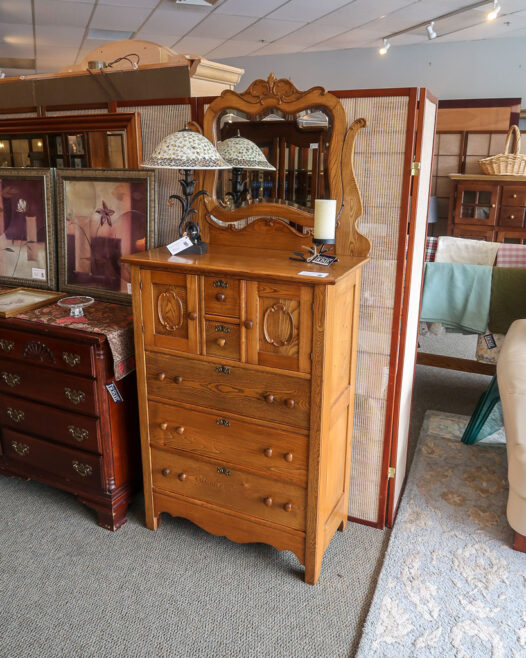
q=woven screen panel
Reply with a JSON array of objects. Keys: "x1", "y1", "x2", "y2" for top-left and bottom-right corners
[
  {"x1": 46, "y1": 109, "x2": 108, "y2": 116},
  {"x1": 122, "y1": 104, "x2": 192, "y2": 245},
  {"x1": 0, "y1": 112, "x2": 38, "y2": 118},
  {"x1": 340, "y1": 95, "x2": 409, "y2": 523}
]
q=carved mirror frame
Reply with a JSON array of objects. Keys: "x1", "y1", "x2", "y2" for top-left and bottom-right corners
[{"x1": 201, "y1": 74, "x2": 370, "y2": 257}]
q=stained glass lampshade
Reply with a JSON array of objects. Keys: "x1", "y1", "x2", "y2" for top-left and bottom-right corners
[
  {"x1": 142, "y1": 129, "x2": 231, "y2": 170},
  {"x1": 217, "y1": 135, "x2": 275, "y2": 171}
]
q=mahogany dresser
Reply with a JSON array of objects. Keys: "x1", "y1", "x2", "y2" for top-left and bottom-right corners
[
  {"x1": 0, "y1": 308, "x2": 140, "y2": 530},
  {"x1": 123, "y1": 245, "x2": 366, "y2": 584}
]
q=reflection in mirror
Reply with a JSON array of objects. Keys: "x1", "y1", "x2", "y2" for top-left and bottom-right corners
[{"x1": 216, "y1": 106, "x2": 332, "y2": 210}]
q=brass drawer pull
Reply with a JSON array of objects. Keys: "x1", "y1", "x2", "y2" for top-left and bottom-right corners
[
  {"x1": 216, "y1": 338, "x2": 226, "y2": 348},
  {"x1": 11, "y1": 440, "x2": 29, "y2": 456},
  {"x1": 68, "y1": 425, "x2": 88, "y2": 442},
  {"x1": 175, "y1": 426, "x2": 185, "y2": 435},
  {"x1": 174, "y1": 375, "x2": 183, "y2": 384},
  {"x1": 160, "y1": 422, "x2": 168, "y2": 431},
  {"x1": 215, "y1": 325, "x2": 231, "y2": 334},
  {"x1": 284, "y1": 398, "x2": 295, "y2": 409},
  {"x1": 0, "y1": 339, "x2": 14, "y2": 352},
  {"x1": 217, "y1": 466, "x2": 231, "y2": 476},
  {"x1": 7, "y1": 408, "x2": 24, "y2": 423},
  {"x1": 216, "y1": 418, "x2": 230, "y2": 427},
  {"x1": 264, "y1": 393, "x2": 274, "y2": 404},
  {"x1": 215, "y1": 365, "x2": 230, "y2": 375},
  {"x1": 162, "y1": 467, "x2": 171, "y2": 477},
  {"x1": 158, "y1": 372, "x2": 166, "y2": 381},
  {"x1": 213, "y1": 280, "x2": 229, "y2": 289},
  {"x1": 72, "y1": 461, "x2": 93, "y2": 477},
  {"x1": 63, "y1": 352, "x2": 80, "y2": 367},
  {"x1": 215, "y1": 292, "x2": 226, "y2": 302},
  {"x1": 178, "y1": 472, "x2": 187, "y2": 481},
  {"x1": 264, "y1": 448, "x2": 273, "y2": 458},
  {"x1": 2, "y1": 371, "x2": 20, "y2": 388},
  {"x1": 64, "y1": 387, "x2": 86, "y2": 405},
  {"x1": 264, "y1": 496, "x2": 273, "y2": 507},
  {"x1": 284, "y1": 503, "x2": 293, "y2": 513},
  {"x1": 284, "y1": 452, "x2": 293, "y2": 463}
]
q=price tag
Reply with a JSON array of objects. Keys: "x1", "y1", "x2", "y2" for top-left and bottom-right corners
[
  {"x1": 106, "y1": 382, "x2": 123, "y2": 403},
  {"x1": 166, "y1": 236, "x2": 193, "y2": 256},
  {"x1": 297, "y1": 271, "x2": 329, "y2": 278},
  {"x1": 32, "y1": 268, "x2": 46, "y2": 280},
  {"x1": 127, "y1": 282, "x2": 132, "y2": 295},
  {"x1": 309, "y1": 254, "x2": 338, "y2": 266}
]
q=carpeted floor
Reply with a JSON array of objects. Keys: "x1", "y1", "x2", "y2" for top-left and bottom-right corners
[{"x1": 356, "y1": 409, "x2": 522, "y2": 657}]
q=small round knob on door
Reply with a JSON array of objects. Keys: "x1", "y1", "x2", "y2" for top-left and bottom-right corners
[
  {"x1": 158, "y1": 372, "x2": 166, "y2": 382},
  {"x1": 513, "y1": 193, "x2": 518, "y2": 198},
  {"x1": 263, "y1": 496, "x2": 273, "y2": 507},
  {"x1": 510, "y1": 215, "x2": 516, "y2": 220},
  {"x1": 216, "y1": 338, "x2": 226, "y2": 348},
  {"x1": 174, "y1": 376, "x2": 183, "y2": 384},
  {"x1": 284, "y1": 398, "x2": 295, "y2": 409},
  {"x1": 244, "y1": 320, "x2": 253, "y2": 330},
  {"x1": 264, "y1": 448, "x2": 273, "y2": 458},
  {"x1": 284, "y1": 452, "x2": 293, "y2": 463},
  {"x1": 264, "y1": 394, "x2": 275, "y2": 404},
  {"x1": 188, "y1": 311, "x2": 197, "y2": 321},
  {"x1": 491, "y1": 203, "x2": 496, "y2": 208},
  {"x1": 284, "y1": 503, "x2": 293, "y2": 513},
  {"x1": 175, "y1": 426, "x2": 185, "y2": 435},
  {"x1": 160, "y1": 422, "x2": 168, "y2": 431},
  {"x1": 161, "y1": 467, "x2": 170, "y2": 477},
  {"x1": 215, "y1": 293, "x2": 225, "y2": 302},
  {"x1": 178, "y1": 472, "x2": 187, "y2": 482}
]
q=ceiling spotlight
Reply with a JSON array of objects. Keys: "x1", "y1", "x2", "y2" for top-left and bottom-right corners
[
  {"x1": 487, "y1": 1, "x2": 501, "y2": 21},
  {"x1": 426, "y1": 21, "x2": 437, "y2": 39},
  {"x1": 378, "y1": 38, "x2": 391, "y2": 56}
]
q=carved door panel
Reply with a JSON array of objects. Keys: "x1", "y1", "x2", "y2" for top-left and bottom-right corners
[
  {"x1": 246, "y1": 281, "x2": 312, "y2": 373},
  {"x1": 142, "y1": 270, "x2": 199, "y2": 354}
]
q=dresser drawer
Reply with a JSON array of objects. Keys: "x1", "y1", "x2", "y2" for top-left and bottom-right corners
[
  {"x1": 0, "y1": 360, "x2": 98, "y2": 416},
  {"x1": 501, "y1": 187, "x2": 526, "y2": 207},
  {"x1": 149, "y1": 401, "x2": 307, "y2": 484},
  {"x1": 146, "y1": 352, "x2": 310, "y2": 429},
  {"x1": 499, "y1": 205, "x2": 525, "y2": 228},
  {"x1": 0, "y1": 393, "x2": 100, "y2": 453},
  {"x1": 151, "y1": 447, "x2": 306, "y2": 531},
  {"x1": 2, "y1": 428, "x2": 102, "y2": 488},
  {"x1": 204, "y1": 276, "x2": 240, "y2": 318},
  {"x1": 0, "y1": 327, "x2": 95, "y2": 377},
  {"x1": 204, "y1": 320, "x2": 240, "y2": 361}
]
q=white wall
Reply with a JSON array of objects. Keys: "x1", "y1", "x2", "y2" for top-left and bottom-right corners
[{"x1": 219, "y1": 36, "x2": 526, "y2": 102}]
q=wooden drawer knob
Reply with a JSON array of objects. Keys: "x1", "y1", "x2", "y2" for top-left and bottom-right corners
[
  {"x1": 174, "y1": 375, "x2": 183, "y2": 384},
  {"x1": 158, "y1": 372, "x2": 166, "y2": 382},
  {"x1": 216, "y1": 338, "x2": 226, "y2": 348},
  {"x1": 284, "y1": 503, "x2": 293, "y2": 513},
  {"x1": 160, "y1": 422, "x2": 168, "y2": 431},
  {"x1": 491, "y1": 203, "x2": 496, "y2": 208},
  {"x1": 175, "y1": 426, "x2": 185, "y2": 435},
  {"x1": 161, "y1": 467, "x2": 170, "y2": 477},
  {"x1": 264, "y1": 496, "x2": 273, "y2": 507},
  {"x1": 244, "y1": 320, "x2": 253, "y2": 330},
  {"x1": 215, "y1": 293, "x2": 225, "y2": 302},
  {"x1": 513, "y1": 193, "x2": 518, "y2": 198},
  {"x1": 188, "y1": 311, "x2": 197, "y2": 321},
  {"x1": 264, "y1": 448, "x2": 273, "y2": 458},
  {"x1": 284, "y1": 398, "x2": 295, "y2": 409},
  {"x1": 284, "y1": 452, "x2": 293, "y2": 463},
  {"x1": 264, "y1": 393, "x2": 274, "y2": 404},
  {"x1": 178, "y1": 472, "x2": 187, "y2": 482},
  {"x1": 510, "y1": 215, "x2": 516, "y2": 220}
]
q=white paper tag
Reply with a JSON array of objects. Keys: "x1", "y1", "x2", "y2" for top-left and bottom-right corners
[
  {"x1": 32, "y1": 268, "x2": 46, "y2": 280},
  {"x1": 166, "y1": 236, "x2": 193, "y2": 256},
  {"x1": 297, "y1": 271, "x2": 329, "y2": 278},
  {"x1": 127, "y1": 283, "x2": 132, "y2": 295}
]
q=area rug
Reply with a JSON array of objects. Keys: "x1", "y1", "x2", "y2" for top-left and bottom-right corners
[{"x1": 356, "y1": 410, "x2": 526, "y2": 658}]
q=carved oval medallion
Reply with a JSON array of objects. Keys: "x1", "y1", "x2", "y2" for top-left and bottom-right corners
[
  {"x1": 263, "y1": 303, "x2": 294, "y2": 347},
  {"x1": 157, "y1": 289, "x2": 184, "y2": 332}
]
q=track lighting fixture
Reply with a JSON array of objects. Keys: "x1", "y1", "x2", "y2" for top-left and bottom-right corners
[
  {"x1": 378, "y1": 38, "x2": 391, "y2": 55},
  {"x1": 487, "y1": 1, "x2": 501, "y2": 20},
  {"x1": 426, "y1": 21, "x2": 437, "y2": 40}
]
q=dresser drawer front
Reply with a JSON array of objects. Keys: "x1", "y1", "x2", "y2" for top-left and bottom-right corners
[
  {"x1": 501, "y1": 187, "x2": 526, "y2": 207},
  {"x1": 0, "y1": 327, "x2": 95, "y2": 377},
  {"x1": 0, "y1": 393, "x2": 100, "y2": 453},
  {"x1": 2, "y1": 428, "x2": 102, "y2": 488},
  {"x1": 204, "y1": 276, "x2": 240, "y2": 318},
  {"x1": 499, "y1": 205, "x2": 525, "y2": 228},
  {"x1": 146, "y1": 352, "x2": 310, "y2": 428},
  {"x1": 0, "y1": 360, "x2": 97, "y2": 415},
  {"x1": 204, "y1": 320, "x2": 240, "y2": 361},
  {"x1": 151, "y1": 447, "x2": 306, "y2": 530},
  {"x1": 149, "y1": 401, "x2": 307, "y2": 484}
]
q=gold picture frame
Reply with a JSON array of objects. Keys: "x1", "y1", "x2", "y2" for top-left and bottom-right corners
[{"x1": 0, "y1": 287, "x2": 64, "y2": 318}]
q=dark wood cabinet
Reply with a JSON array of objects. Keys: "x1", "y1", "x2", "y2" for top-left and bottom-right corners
[{"x1": 0, "y1": 317, "x2": 140, "y2": 529}]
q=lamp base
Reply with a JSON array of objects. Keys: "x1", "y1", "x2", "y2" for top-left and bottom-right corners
[
  {"x1": 313, "y1": 238, "x2": 336, "y2": 246},
  {"x1": 178, "y1": 241, "x2": 208, "y2": 255}
]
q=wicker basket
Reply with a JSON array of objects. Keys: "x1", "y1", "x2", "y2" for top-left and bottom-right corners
[{"x1": 479, "y1": 125, "x2": 526, "y2": 175}]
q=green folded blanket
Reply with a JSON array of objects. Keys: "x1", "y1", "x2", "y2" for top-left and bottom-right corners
[
  {"x1": 488, "y1": 267, "x2": 526, "y2": 334},
  {"x1": 420, "y1": 262, "x2": 492, "y2": 334}
]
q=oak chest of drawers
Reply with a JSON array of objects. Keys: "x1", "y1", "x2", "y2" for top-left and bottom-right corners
[
  {"x1": 0, "y1": 316, "x2": 140, "y2": 530},
  {"x1": 123, "y1": 245, "x2": 366, "y2": 584}
]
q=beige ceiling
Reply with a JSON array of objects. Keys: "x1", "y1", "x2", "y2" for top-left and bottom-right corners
[{"x1": 1, "y1": 0, "x2": 525, "y2": 77}]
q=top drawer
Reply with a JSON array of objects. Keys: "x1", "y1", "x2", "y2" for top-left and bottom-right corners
[
  {"x1": 0, "y1": 326, "x2": 95, "y2": 378},
  {"x1": 203, "y1": 276, "x2": 240, "y2": 318},
  {"x1": 501, "y1": 187, "x2": 526, "y2": 207}
]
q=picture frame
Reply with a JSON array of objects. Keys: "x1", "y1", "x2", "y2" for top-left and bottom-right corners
[
  {"x1": 0, "y1": 168, "x2": 56, "y2": 290},
  {"x1": 0, "y1": 287, "x2": 64, "y2": 318},
  {"x1": 55, "y1": 168, "x2": 156, "y2": 304}
]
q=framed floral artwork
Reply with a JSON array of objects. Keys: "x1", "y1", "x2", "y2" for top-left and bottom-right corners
[
  {"x1": 0, "y1": 287, "x2": 64, "y2": 318},
  {"x1": 0, "y1": 168, "x2": 56, "y2": 290},
  {"x1": 56, "y1": 168, "x2": 156, "y2": 304}
]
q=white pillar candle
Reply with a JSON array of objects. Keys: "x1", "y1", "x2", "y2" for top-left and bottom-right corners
[{"x1": 314, "y1": 199, "x2": 337, "y2": 240}]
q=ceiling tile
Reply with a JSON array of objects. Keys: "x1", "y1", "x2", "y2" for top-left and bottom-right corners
[
  {"x1": 266, "y1": 21, "x2": 345, "y2": 47},
  {"x1": 35, "y1": 0, "x2": 94, "y2": 27},
  {"x1": 314, "y1": 0, "x2": 411, "y2": 28},
  {"x1": 91, "y1": 4, "x2": 153, "y2": 31},
  {"x1": 250, "y1": 40, "x2": 309, "y2": 56},
  {"x1": 188, "y1": 13, "x2": 256, "y2": 39},
  {"x1": 36, "y1": 26, "x2": 86, "y2": 49},
  {"x1": 98, "y1": 0, "x2": 159, "y2": 6},
  {"x1": 235, "y1": 17, "x2": 305, "y2": 41},
  {"x1": 2, "y1": 68, "x2": 35, "y2": 78},
  {"x1": 0, "y1": 22, "x2": 33, "y2": 42},
  {"x1": 0, "y1": 0, "x2": 32, "y2": 25},
  {"x1": 269, "y1": 0, "x2": 351, "y2": 23},
  {"x1": 37, "y1": 46, "x2": 79, "y2": 72},
  {"x1": 207, "y1": 39, "x2": 260, "y2": 59},
  {"x1": 134, "y1": 29, "x2": 180, "y2": 46},
  {"x1": 172, "y1": 36, "x2": 225, "y2": 55},
  {"x1": 214, "y1": 0, "x2": 287, "y2": 18},
  {"x1": 138, "y1": 6, "x2": 209, "y2": 36}
]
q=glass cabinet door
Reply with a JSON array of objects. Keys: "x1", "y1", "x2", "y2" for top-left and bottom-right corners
[{"x1": 454, "y1": 183, "x2": 498, "y2": 225}]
